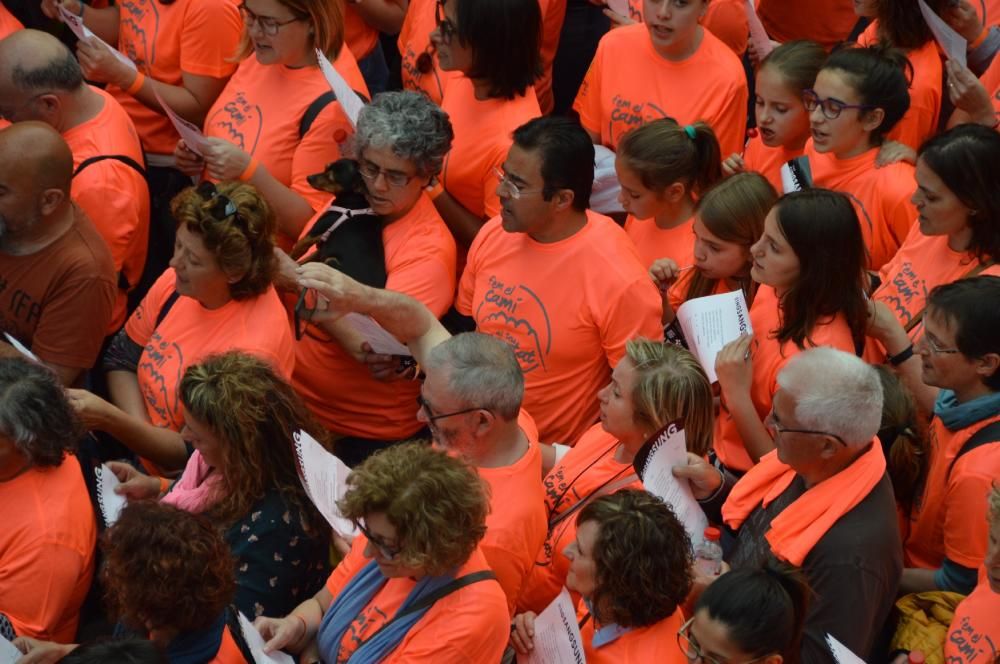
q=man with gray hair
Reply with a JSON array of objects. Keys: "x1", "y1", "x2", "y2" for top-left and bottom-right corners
[{"x1": 677, "y1": 347, "x2": 902, "y2": 664}]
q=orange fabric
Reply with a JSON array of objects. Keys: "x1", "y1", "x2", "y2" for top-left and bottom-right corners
[
  {"x1": 944, "y1": 574, "x2": 1000, "y2": 664},
  {"x1": 742, "y1": 134, "x2": 804, "y2": 193},
  {"x1": 713, "y1": 286, "x2": 857, "y2": 472},
  {"x1": 516, "y1": 425, "x2": 643, "y2": 614},
  {"x1": 343, "y1": 3, "x2": 379, "y2": 61},
  {"x1": 323, "y1": 543, "x2": 509, "y2": 662},
  {"x1": 208, "y1": 626, "x2": 249, "y2": 664},
  {"x1": 0, "y1": 2, "x2": 22, "y2": 38},
  {"x1": 905, "y1": 414, "x2": 1000, "y2": 570},
  {"x1": 397, "y1": 0, "x2": 458, "y2": 104},
  {"x1": 622, "y1": 0, "x2": 747, "y2": 55},
  {"x1": 0, "y1": 457, "x2": 96, "y2": 643},
  {"x1": 124, "y1": 268, "x2": 295, "y2": 430},
  {"x1": 804, "y1": 140, "x2": 917, "y2": 269},
  {"x1": 666, "y1": 270, "x2": 730, "y2": 313},
  {"x1": 63, "y1": 86, "x2": 149, "y2": 332},
  {"x1": 573, "y1": 24, "x2": 748, "y2": 157},
  {"x1": 579, "y1": 604, "x2": 688, "y2": 664},
  {"x1": 203, "y1": 50, "x2": 368, "y2": 221},
  {"x1": 439, "y1": 76, "x2": 541, "y2": 222},
  {"x1": 624, "y1": 214, "x2": 695, "y2": 270},
  {"x1": 980, "y1": 53, "x2": 1000, "y2": 122},
  {"x1": 756, "y1": 0, "x2": 859, "y2": 51},
  {"x1": 722, "y1": 441, "x2": 887, "y2": 566},
  {"x1": 456, "y1": 212, "x2": 663, "y2": 445},
  {"x1": 478, "y1": 411, "x2": 549, "y2": 615},
  {"x1": 536, "y1": 0, "x2": 567, "y2": 114},
  {"x1": 291, "y1": 193, "x2": 456, "y2": 439},
  {"x1": 858, "y1": 23, "x2": 943, "y2": 151},
  {"x1": 973, "y1": 0, "x2": 1000, "y2": 27},
  {"x1": 112, "y1": 0, "x2": 242, "y2": 155}
]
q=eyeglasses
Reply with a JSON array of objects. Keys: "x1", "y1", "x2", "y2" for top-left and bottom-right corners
[
  {"x1": 434, "y1": 0, "x2": 457, "y2": 43},
  {"x1": 677, "y1": 618, "x2": 771, "y2": 664},
  {"x1": 801, "y1": 88, "x2": 875, "y2": 120},
  {"x1": 493, "y1": 166, "x2": 545, "y2": 200},
  {"x1": 765, "y1": 410, "x2": 848, "y2": 447},
  {"x1": 238, "y1": 3, "x2": 303, "y2": 36},
  {"x1": 922, "y1": 333, "x2": 961, "y2": 355},
  {"x1": 355, "y1": 519, "x2": 402, "y2": 560},
  {"x1": 416, "y1": 394, "x2": 484, "y2": 424},
  {"x1": 358, "y1": 159, "x2": 416, "y2": 188}
]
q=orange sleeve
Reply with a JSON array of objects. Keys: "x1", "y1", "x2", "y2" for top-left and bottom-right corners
[
  {"x1": 289, "y1": 103, "x2": 351, "y2": 211},
  {"x1": 384, "y1": 232, "x2": 456, "y2": 318},
  {"x1": 4, "y1": 541, "x2": 92, "y2": 642},
  {"x1": 882, "y1": 167, "x2": 918, "y2": 248},
  {"x1": 72, "y1": 166, "x2": 146, "y2": 275},
  {"x1": 711, "y1": 73, "x2": 750, "y2": 160},
  {"x1": 456, "y1": 223, "x2": 493, "y2": 316},
  {"x1": 595, "y1": 276, "x2": 664, "y2": 364},
  {"x1": 125, "y1": 269, "x2": 174, "y2": 346},
  {"x1": 179, "y1": 0, "x2": 243, "y2": 78},
  {"x1": 480, "y1": 148, "x2": 504, "y2": 219},
  {"x1": 324, "y1": 537, "x2": 370, "y2": 597},
  {"x1": 943, "y1": 462, "x2": 998, "y2": 568},
  {"x1": 704, "y1": 0, "x2": 749, "y2": 55},
  {"x1": 573, "y1": 42, "x2": 606, "y2": 138}
]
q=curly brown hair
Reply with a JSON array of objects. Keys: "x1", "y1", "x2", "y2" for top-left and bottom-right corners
[
  {"x1": 337, "y1": 442, "x2": 489, "y2": 576},
  {"x1": 170, "y1": 181, "x2": 277, "y2": 300},
  {"x1": 102, "y1": 501, "x2": 235, "y2": 636},
  {"x1": 577, "y1": 489, "x2": 693, "y2": 628},
  {"x1": 179, "y1": 352, "x2": 327, "y2": 535},
  {"x1": 0, "y1": 358, "x2": 82, "y2": 468}
]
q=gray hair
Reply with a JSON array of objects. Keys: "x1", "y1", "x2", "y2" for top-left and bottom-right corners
[
  {"x1": 776, "y1": 347, "x2": 883, "y2": 449},
  {"x1": 0, "y1": 358, "x2": 81, "y2": 467},
  {"x1": 425, "y1": 333, "x2": 523, "y2": 421},
  {"x1": 350, "y1": 90, "x2": 454, "y2": 178}
]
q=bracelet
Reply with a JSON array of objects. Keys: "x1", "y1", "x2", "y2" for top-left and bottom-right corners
[
  {"x1": 887, "y1": 343, "x2": 915, "y2": 367},
  {"x1": 969, "y1": 28, "x2": 989, "y2": 51},
  {"x1": 125, "y1": 71, "x2": 145, "y2": 96},
  {"x1": 239, "y1": 157, "x2": 260, "y2": 181},
  {"x1": 291, "y1": 614, "x2": 308, "y2": 642},
  {"x1": 426, "y1": 180, "x2": 445, "y2": 201}
]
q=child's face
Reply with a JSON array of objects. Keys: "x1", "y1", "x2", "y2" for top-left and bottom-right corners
[
  {"x1": 692, "y1": 215, "x2": 752, "y2": 281},
  {"x1": 754, "y1": 64, "x2": 812, "y2": 150}
]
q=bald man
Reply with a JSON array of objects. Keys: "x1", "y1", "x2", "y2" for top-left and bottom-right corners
[
  {"x1": 0, "y1": 122, "x2": 116, "y2": 385},
  {"x1": 0, "y1": 29, "x2": 148, "y2": 330}
]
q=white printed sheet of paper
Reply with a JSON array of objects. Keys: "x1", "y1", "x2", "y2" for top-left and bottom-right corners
[
  {"x1": 516, "y1": 588, "x2": 586, "y2": 664},
  {"x1": 0, "y1": 634, "x2": 21, "y2": 664},
  {"x1": 238, "y1": 611, "x2": 294, "y2": 664},
  {"x1": 745, "y1": 0, "x2": 774, "y2": 60},
  {"x1": 826, "y1": 634, "x2": 865, "y2": 664},
  {"x1": 634, "y1": 420, "x2": 709, "y2": 547},
  {"x1": 95, "y1": 464, "x2": 127, "y2": 527},
  {"x1": 3, "y1": 333, "x2": 39, "y2": 363},
  {"x1": 918, "y1": 0, "x2": 967, "y2": 66},
  {"x1": 342, "y1": 313, "x2": 411, "y2": 357},
  {"x1": 676, "y1": 289, "x2": 752, "y2": 383},
  {"x1": 151, "y1": 88, "x2": 212, "y2": 157},
  {"x1": 315, "y1": 49, "x2": 366, "y2": 128},
  {"x1": 293, "y1": 430, "x2": 357, "y2": 538},
  {"x1": 57, "y1": 4, "x2": 137, "y2": 72}
]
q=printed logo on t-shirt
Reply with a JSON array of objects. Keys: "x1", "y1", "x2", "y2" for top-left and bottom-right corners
[
  {"x1": 881, "y1": 261, "x2": 927, "y2": 328},
  {"x1": 947, "y1": 614, "x2": 997, "y2": 663},
  {"x1": 119, "y1": 0, "x2": 160, "y2": 69},
  {"x1": 206, "y1": 91, "x2": 264, "y2": 154},
  {"x1": 607, "y1": 95, "x2": 669, "y2": 146},
  {"x1": 0, "y1": 286, "x2": 42, "y2": 336},
  {"x1": 338, "y1": 604, "x2": 389, "y2": 661},
  {"x1": 474, "y1": 275, "x2": 552, "y2": 373},
  {"x1": 139, "y1": 331, "x2": 184, "y2": 428}
]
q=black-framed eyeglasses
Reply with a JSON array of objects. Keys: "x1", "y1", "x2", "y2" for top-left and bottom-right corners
[
  {"x1": 358, "y1": 158, "x2": 416, "y2": 188},
  {"x1": 238, "y1": 2, "x2": 303, "y2": 36},
  {"x1": 434, "y1": 0, "x2": 457, "y2": 43},
  {"x1": 765, "y1": 410, "x2": 847, "y2": 447},
  {"x1": 416, "y1": 394, "x2": 483, "y2": 424},
  {"x1": 677, "y1": 617, "x2": 771, "y2": 664},
  {"x1": 355, "y1": 519, "x2": 402, "y2": 560},
  {"x1": 801, "y1": 88, "x2": 875, "y2": 120}
]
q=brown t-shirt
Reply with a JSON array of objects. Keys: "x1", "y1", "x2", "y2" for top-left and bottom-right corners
[{"x1": 0, "y1": 206, "x2": 116, "y2": 370}]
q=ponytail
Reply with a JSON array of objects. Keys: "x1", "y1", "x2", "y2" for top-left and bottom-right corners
[
  {"x1": 617, "y1": 118, "x2": 722, "y2": 197},
  {"x1": 873, "y1": 365, "x2": 928, "y2": 514}
]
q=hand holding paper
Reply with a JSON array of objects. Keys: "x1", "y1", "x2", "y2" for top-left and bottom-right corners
[
  {"x1": 515, "y1": 589, "x2": 586, "y2": 664},
  {"x1": 95, "y1": 464, "x2": 128, "y2": 527},
  {"x1": 0, "y1": 634, "x2": 20, "y2": 664},
  {"x1": 293, "y1": 431, "x2": 357, "y2": 538},
  {"x1": 239, "y1": 612, "x2": 295, "y2": 664},
  {"x1": 918, "y1": 0, "x2": 967, "y2": 66},
  {"x1": 675, "y1": 289, "x2": 753, "y2": 382},
  {"x1": 152, "y1": 88, "x2": 213, "y2": 157},
  {"x1": 57, "y1": 4, "x2": 137, "y2": 74}
]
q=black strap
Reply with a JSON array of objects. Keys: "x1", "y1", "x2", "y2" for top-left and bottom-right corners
[
  {"x1": 845, "y1": 16, "x2": 871, "y2": 44},
  {"x1": 946, "y1": 420, "x2": 1000, "y2": 479},
  {"x1": 298, "y1": 88, "x2": 371, "y2": 139},
  {"x1": 156, "y1": 290, "x2": 181, "y2": 328},
  {"x1": 73, "y1": 154, "x2": 147, "y2": 179},
  {"x1": 225, "y1": 604, "x2": 257, "y2": 664}
]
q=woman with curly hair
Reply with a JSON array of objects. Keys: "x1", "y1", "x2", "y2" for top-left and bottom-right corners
[
  {"x1": 104, "y1": 352, "x2": 330, "y2": 621},
  {"x1": 512, "y1": 489, "x2": 693, "y2": 662},
  {"x1": 254, "y1": 442, "x2": 511, "y2": 662},
  {"x1": 0, "y1": 358, "x2": 95, "y2": 644},
  {"x1": 68, "y1": 181, "x2": 294, "y2": 472}
]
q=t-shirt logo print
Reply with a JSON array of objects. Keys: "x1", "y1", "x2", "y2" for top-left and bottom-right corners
[
  {"x1": 608, "y1": 95, "x2": 668, "y2": 146},
  {"x1": 139, "y1": 332, "x2": 185, "y2": 429},
  {"x1": 207, "y1": 91, "x2": 264, "y2": 154},
  {"x1": 476, "y1": 275, "x2": 552, "y2": 373},
  {"x1": 119, "y1": 0, "x2": 159, "y2": 68}
]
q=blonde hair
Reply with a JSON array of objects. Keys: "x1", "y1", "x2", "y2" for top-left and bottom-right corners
[{"x1": 234, "y1": 0, "x2": 344, "y2": 60}]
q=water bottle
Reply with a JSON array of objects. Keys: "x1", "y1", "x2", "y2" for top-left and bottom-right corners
[{"x1": 693, "y1": 527, "x2": 723, "y2": 576}]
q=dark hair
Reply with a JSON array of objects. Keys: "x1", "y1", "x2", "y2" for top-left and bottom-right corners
[
  {"x1": 760, "y1": 39, "x2": 826, "y2": 95},
  {"x1": 62, "y1": 640, "x2": 167, "y2": 664},
  {"x1": 10, "y1": 44, "x2": 83, "y2": 92},
  {"x1": 0, "y1": 357, "x2": 82, "y2": 467},
  {"x1": 873, "y1": 365, "x2": 927, "y2": 513},
  {"x1": 577, "y1": 489, "x2": 692, "y2": 628},
  {"x1": 926, "y1": 276, "x2": 1000, "y2": 390},
  {"x1": 873, "y1": 0, "x2": 948, "y2": 50},
  {"x1": 452, "y1": 0, "x2": 540, "y2": 99},
  {"x1": 772, "y1": 189, "x2": 868, "y2": 352},
  {"x1": 696, "y1": 564, "x2": 810, "y2": 664},
  {"x1": 617, "y1": 118, "x2": 721, "y2": 197},
  {"x1": 512, "y1": 116, "x2": 594, "y2": 211},
  {"x1": 822, "y1": 45, "x2": 911, "y2": 145},
  {"x1": 918, "y1": 124, "x2": 1000, "y2": 264}
]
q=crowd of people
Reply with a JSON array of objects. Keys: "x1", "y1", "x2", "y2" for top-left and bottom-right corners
[{"x1": 1, "y1": 0, "x2": 999, "y2": 661}]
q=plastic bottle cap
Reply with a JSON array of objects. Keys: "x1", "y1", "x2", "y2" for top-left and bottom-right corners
[
  {"x1": 908, "y1": 651, "x2": 925, "y2": 664},
  {"x1": 703, "y1": 526, "x2": 721, "y2": 541}
]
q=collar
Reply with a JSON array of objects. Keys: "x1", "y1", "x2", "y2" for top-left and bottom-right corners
[{"x1": 934, "y1": 389, "x2": 1000, "y2": 431}]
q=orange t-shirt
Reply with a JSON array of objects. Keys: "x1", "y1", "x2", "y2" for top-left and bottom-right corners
[
  {"x1": 0, "y1": 2, "x2": 22, "y2": 38},
  {"x1": 323, "y1": 542, "x2": 510, "y2": 663},
  {"x1": 124, "y1": 268, "x2": 295, "y2": 430},
  {"x1": 580, "y1": 605, "x2": 688, "y2": 664},
  {"x1": 203, "y1": 51, "x2": 368, "y2": 220},
  {"x1": 713, "y1": 286, "x2": 857, "y2": 472},
  {"x1": 343, "y1": 3, "x2": 379, "y2": 62},
  {"x1": 859, "y1": 23, "x2": 943, "y2": 151},
  {"x1": 209, "y1": 626, "x2": 250, "y2": 664},
  {"x1": 397, "y1": 0, "x2": 458, "y2": 105},
  {"x1": 944, "y1": 573, "x2": 1000, "y2": 664},
  {"x1": 291, "y1": 193, "x2": 457, "y2": 439},
  {"x1": 666, "y1": 270, "x2": 731, "y2": 312},
  {"x1": 624, "y1": 214, "x2": 695, "y2": 270},
  {"x1": 112, "y1": 0, "x2": 242, "y2": 155},
  {"x1": 440, "y1": 76, "x2": 541, "y2": 223},
  {"x1": 804, "y1": 140, "x2": 917, "y2": 270},
  {"x1": 979, "y1": 52, "x2": 1000, "y2": 123},
  {"x1": 742, "y1": 135, "x2": 803, "y2": 193},
  {"x1": 516, "y1": 425, "x2": 643, "y2": 614},
  {"x1": 456, "y1": 211, "x2": 664, "y2": 445},
  {"x1": 974, "y1": 0, "x2": 1000, "y2": 26},
  {"x1": 0, "y1": 457, "x2": 96, "y2": 643},
  {"x1": 64, "y1": 86, "x2": 150, "y2": 332},
  {"x1": 624, "y1": 0, "x2": 748, "y2": 55},
  {"x1": 573, "y1": 24, "x2": 748, "y2": 157},
  {"x1": 757, "y1": 0, "x2": 859, "y2": 50},
  {"x1": 478, "y1": 411, "x2": 549, "y2": 616},
  {"x1": 905, "y1": 414, "x2": 1000, "y2": 570},
  {"x1": 536, "y1": 0, "x2": 567, "y2": 114}
]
